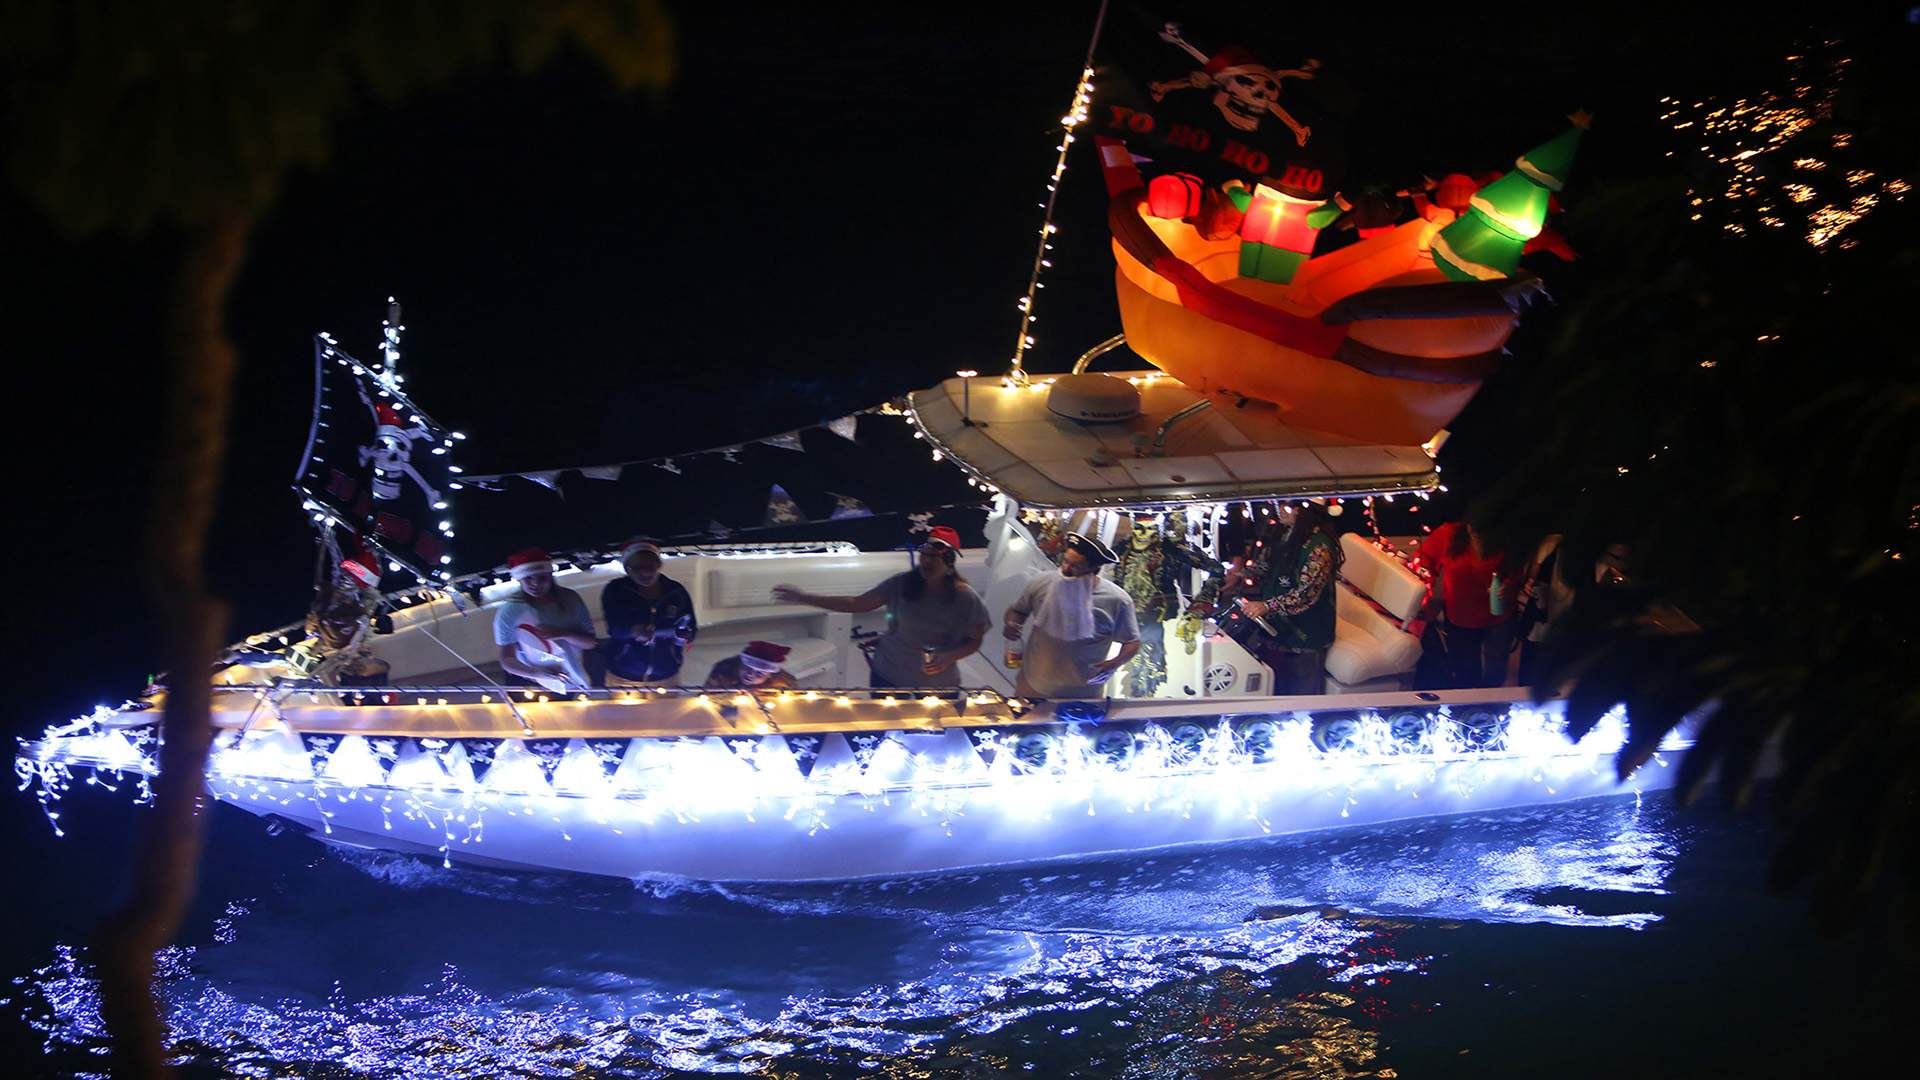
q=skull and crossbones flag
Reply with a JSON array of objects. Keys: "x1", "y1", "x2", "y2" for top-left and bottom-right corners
[
  {"x1": 294, "y1": 336, "x2": 460, "y2": 582},
  {"x1": 1092, "y1": 8, "x2": 1351, "y2": 199}
]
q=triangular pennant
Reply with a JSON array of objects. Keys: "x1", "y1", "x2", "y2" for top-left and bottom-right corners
[
  {"x1": 760, "y1": 431, "x2": 805, "y2": 453},
  {"x1": 828, "y1": 415, "x2": 859, "y2": 442},
  {"x1": 459, "y1": 737, "x2": 502, "y2": 783},
  {"x1": 827, "y1": 492, "x2": 873, "y2": 520},
  {"x1": 580, "y1": 465, "x2": 623, "y2": 481},
  {"x1": 906, "y1": 511, "x2": 935, "y2": 534},
  {"x1": 299, "y1": 733, "x2": 341, "y2": 770},
  {"x1": 707, "y1": 520, "x2": 735, "y2": 538},
  {"x1": 654, "y1": 458, "x2": 682, "y2": 475},
  {"x1": 765, "y1": 484, "x2": 804, "y2": 527},
  {"x1": 586, "y1": 737, "x2": 630, "y2": 778},
  {"x1": 718, "y1": 447, "x2": 742, "y2": 464},
  {"x1": 784, "y1": 734, "x2": 824, "y2": 778},
  {"x1": 523, "y1": 737, "x2": 570, "y2": 780},
  {"x1": 524, "y1": 471, "x2": 564, "y2": 493}
]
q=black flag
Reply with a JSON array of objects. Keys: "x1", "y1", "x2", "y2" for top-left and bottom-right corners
[
  {"x1": 294, "y1": 336, "x2": 460, "y2": 582},
  {"x1": 1092, "y1": 7, "x2": 1350, "y2": 199}
]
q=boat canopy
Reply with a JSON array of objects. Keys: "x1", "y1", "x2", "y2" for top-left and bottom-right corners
[{"x1": 908, "y1": 370, "x2": 1438, "y2": 509}]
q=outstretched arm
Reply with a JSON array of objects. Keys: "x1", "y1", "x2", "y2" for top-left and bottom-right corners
[{"x1": 772, "y1": 583, "x2": 886, "y2": 614}]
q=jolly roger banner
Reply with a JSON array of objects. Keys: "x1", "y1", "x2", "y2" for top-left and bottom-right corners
[
  {"x1": 294, "y1": 336, "x2": 459, "y2": 582},
  {"x1": 1092, "y1": 6, "x2": 1352, "y2": 199}
]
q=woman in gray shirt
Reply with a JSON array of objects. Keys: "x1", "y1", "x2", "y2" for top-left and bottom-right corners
[{"x1": 772, "y1": 526, "x2": 990, "y2": 688}]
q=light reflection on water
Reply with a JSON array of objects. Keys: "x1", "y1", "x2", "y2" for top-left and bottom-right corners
[{"x1": 10, "y1": 796, "x2": 1682, "y2": 1077}]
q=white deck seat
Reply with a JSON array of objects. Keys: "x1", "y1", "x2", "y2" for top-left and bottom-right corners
[{"x1": 1325, "y1": 533, "x2": 1426, "y2": 693}]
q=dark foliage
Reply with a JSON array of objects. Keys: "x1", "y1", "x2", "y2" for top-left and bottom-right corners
[{"x1": 1476, "y1": 32, "x2": 1920, "y2": 929}]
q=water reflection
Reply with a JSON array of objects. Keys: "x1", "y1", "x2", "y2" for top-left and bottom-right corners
[{"x1": 11, "y1": 796, "x2": 1679, "y2": 1076}]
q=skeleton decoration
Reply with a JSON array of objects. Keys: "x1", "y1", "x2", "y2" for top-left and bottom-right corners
[
  {"x1": 1148, "y1": 23, "x2": 1319, "y2": 147},
  {"x1": 358, "y1": 402, "x2": 444, "y2": 506}
]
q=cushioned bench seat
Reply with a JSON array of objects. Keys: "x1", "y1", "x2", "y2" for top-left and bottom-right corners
[{"x1": 1324, "y1": 533, "x2": 1426, "y2": 693}]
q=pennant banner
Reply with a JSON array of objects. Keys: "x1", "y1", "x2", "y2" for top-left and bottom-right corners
[
  {"x1": 827, "y1": 492, "x2": 873, "y2": 520},
  {"x1": 765, "y1": 484, "x2": 804, "y2": 527},
  {"x1": 461, "y1": 404, "x2": 897, "y2": 489},
  {"x1": 294, "y1": 336, "x2": 459, "y2": 581}
]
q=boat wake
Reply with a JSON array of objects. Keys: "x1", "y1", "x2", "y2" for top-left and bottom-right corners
[{"x1": 9, "y1": 796, "x2": 1678, "y2": 1077}]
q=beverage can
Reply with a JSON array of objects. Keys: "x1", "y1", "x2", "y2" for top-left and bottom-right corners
[{"x1": 1005, "y1": 644, "x2": 1024, "y2": 669}]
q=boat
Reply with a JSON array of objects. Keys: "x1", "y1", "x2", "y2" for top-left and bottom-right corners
[
  {"x1": 15, "y1": 46, "x2": 1670, "y2": 885},
  {"x1": 16, "y1": 359, "x2": 1687, "y2": 883}
]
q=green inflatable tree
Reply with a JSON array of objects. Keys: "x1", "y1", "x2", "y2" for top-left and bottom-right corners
[{"x1": 1432, "y1": 112, "x2": 1588, "y2": 281}]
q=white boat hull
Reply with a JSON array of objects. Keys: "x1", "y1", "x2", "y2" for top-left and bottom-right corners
[
  {"x1": 214, "y1": 749, "x2": 1666, "y2": 876},
  {"x1": 189, "y1": 728, "x2": 1675, "y2": 882}
]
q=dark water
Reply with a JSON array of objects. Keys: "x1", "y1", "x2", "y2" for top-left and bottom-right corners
[{"x1": 3, "y1": 785, "x2": 1902, "y2": 1078}]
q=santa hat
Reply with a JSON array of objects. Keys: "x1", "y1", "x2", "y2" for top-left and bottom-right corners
[
  {"x1": 738, "y1": 640, "x2": 791, "y2": 674},
  {"x1": 922, "y1": 525, "x2": 964, "y2": 558},
  {"x1": 507, "y1": 547, "x2": 554, "y2": 580},
  {"x1": 620, "y1": 537, "x2": 662, "y2": 562},
  {"x1": 341, "y1": 546, "x2": 382, "y2": 587},
  {"x1": 373, "y1": 403, "x2": 405, "y2": 430},
  {"x1": 1205, "y1": 46, "x2": 1266, "y2": 79}
]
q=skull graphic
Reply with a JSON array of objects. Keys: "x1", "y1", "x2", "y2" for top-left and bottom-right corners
[
  {"x1": 1148, "y1": 27, "x2": 1319, "y2": 148},
  {"x1": 357, "y1": 401, "x2": 443, "y2": 505},
  {"x1": 1214, "y1": 69, "x2": 1282, "y2": 132}
]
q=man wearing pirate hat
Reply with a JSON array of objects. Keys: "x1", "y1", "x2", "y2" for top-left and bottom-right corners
[{"x1": 1002, "y1": 531, "x2": 1142, "y2": 698}]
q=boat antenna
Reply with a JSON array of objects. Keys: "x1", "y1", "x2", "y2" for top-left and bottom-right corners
[
  {"x1": 379, "y1": 296, "x2": 403, "y2": 389},
  {"x1": 1007, "y1": 0, "x2": 1109, "y2": 385}
]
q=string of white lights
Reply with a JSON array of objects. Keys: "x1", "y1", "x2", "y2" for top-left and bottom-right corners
[{"x1": 1007, "y1": 1, "x2": 1108, "y2": 384}]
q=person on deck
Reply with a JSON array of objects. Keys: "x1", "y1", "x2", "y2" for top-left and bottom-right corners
[
  {"x1": 1413, "y1": 520, "x2": 1520, "y2": 688},
  {"x1": 771, "y1": 525, "x2": 990, "y2": 688},
  {"x1": 1002, "y1": 532, "x2": 1142, "y2": 699},
  {"x1": 305, "y1": 544, "x2": 391, "y2": 688},
  {"x1": 1234, "y1": 503, "x2": 1343, "y2": 695},
  {"x1": 493, "y1": 547, "x2": 598, "y2": 691},
  {"x1": 601, "y1": 538, "x2": 698, "y2": 685},
  {"x1": 706, "y1": 640, "x2": 798, "y2": 690}
]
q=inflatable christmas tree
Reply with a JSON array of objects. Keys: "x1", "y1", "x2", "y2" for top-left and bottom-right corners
[{"x1": 1432, "y1": 112, "x2": 1587, "y2": 282}]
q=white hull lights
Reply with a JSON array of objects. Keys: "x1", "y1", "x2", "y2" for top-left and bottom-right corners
[{"x1": 20, "y1": 704, "x2": 1682, "y2": 882}]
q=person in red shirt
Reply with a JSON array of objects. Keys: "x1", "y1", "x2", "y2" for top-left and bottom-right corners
[{"x1": 1413, "y1": 521, "x2": 1523, "y2": 688}]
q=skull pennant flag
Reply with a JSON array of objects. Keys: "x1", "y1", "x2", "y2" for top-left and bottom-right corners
[
  {"x1": 295, "y1": 336, "x2": 459, "y2": 582},
  {"x1": 1092, "y1": 8, "x2": 1351, "y2": 199}
]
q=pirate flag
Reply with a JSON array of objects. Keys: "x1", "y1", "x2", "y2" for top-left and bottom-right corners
[
  {"x1": 294, "y1": 336, "x2": 460, "y2": 582},
  {"x1": 1092, "y1": 8, "x2": 1351, "y2": 200}
]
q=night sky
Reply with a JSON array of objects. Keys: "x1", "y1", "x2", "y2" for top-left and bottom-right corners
[{"x1": 3, "y1": 4, "x2": 1812, "y2": 734}]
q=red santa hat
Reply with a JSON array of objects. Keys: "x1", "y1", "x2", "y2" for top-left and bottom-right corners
[
  {"x1": 373, "y1": 402, "x2": 406, "y2": 430},
  {"x1": 1205, "y1": 46, "x2": 1267, "y2": 79},
  {"x1": 922, "y1": 525, "x2": 964, "y2": 558},
  {"x1": 507, "y1": 547, "x2": 555, "y2": 580},
  {"x1": 341, "y1": 546, "x2": 382, "y2": 587},
  {"x1": 738, "y1": 640, "x2": 791, "y2": 674}
]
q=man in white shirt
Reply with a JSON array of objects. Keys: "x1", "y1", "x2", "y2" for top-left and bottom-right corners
[
  {"x1": 493, "y1": 547, "x2": 598, "y2": 691},
  {"x1": 1003, "y1": 532, "x2": 1142, "y2": 698}
]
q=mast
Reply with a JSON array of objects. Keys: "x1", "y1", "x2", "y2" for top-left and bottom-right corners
[{"x1": 1006, "y1": 0, "x2": 1109, "y2": 385}]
